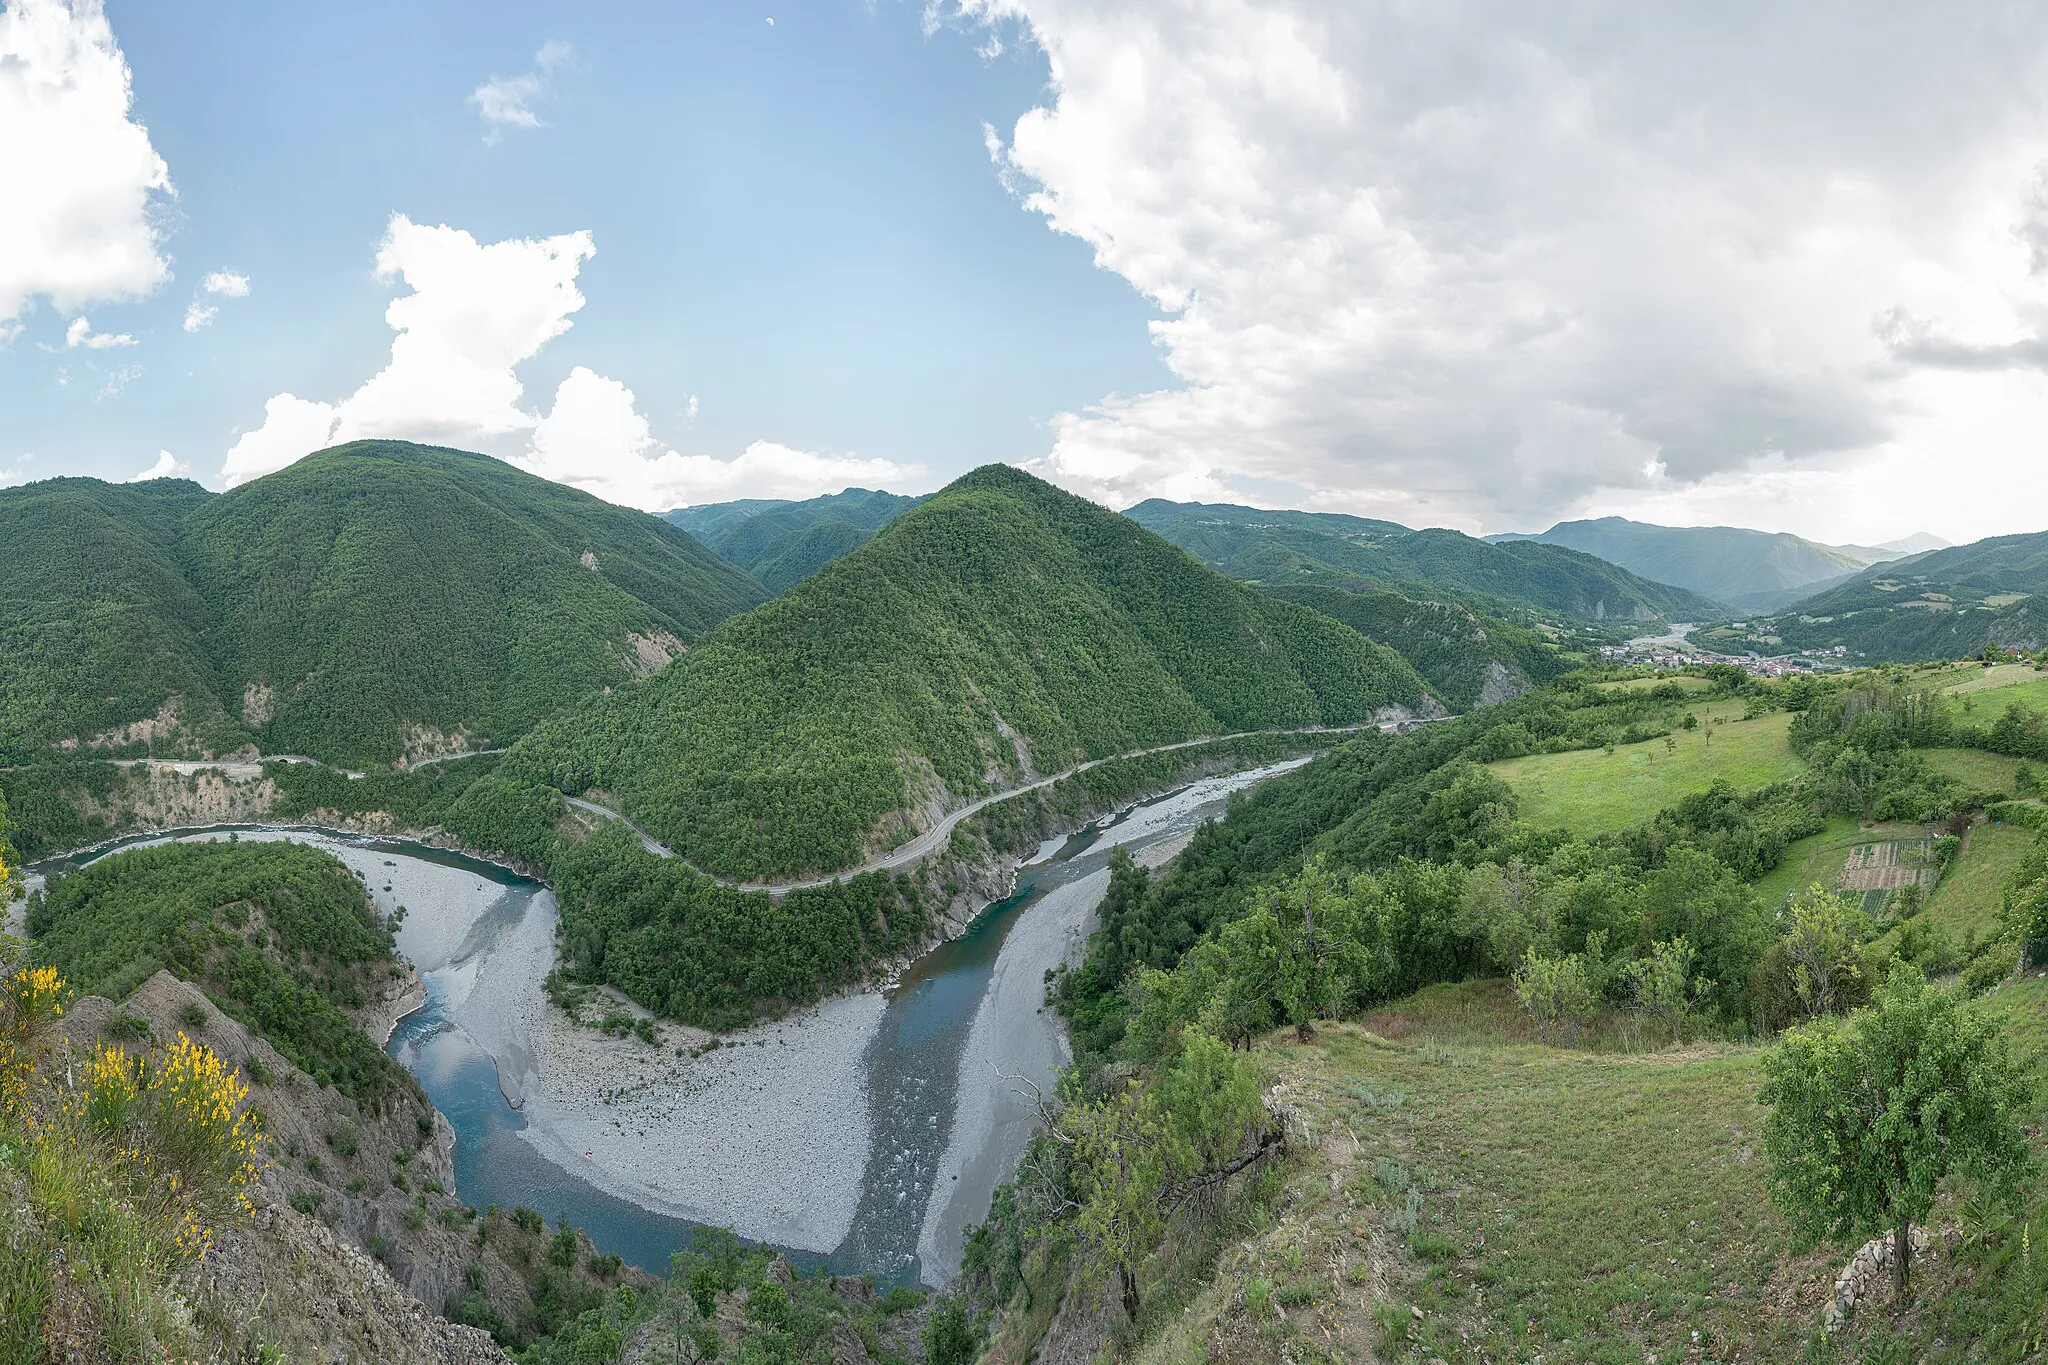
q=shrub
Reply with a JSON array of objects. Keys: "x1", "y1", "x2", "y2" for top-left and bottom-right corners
[
  {"x1": 177, "y1": 1000, "x2": 209, "y2": 1031},
  {"x1": 923, "y1": 1297, "x2": 979, "y2": 1365}
]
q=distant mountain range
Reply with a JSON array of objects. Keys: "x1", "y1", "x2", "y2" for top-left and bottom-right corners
[
  {"x1": 1123, "y1": 501, "x2": 1726, "y2": 623},
  {"x1": 1488, "y1": 517, "x2": 1949, "y2": 612},
  {"x1": 0, "y1": 442, "x2": 766, "y2": 767},
  {"x1": 1721, "y1": 529, "x2": 2048, "y2": 660},
  {"x1": 668, "y1": 488, "x2": 924, "y2": 594}
]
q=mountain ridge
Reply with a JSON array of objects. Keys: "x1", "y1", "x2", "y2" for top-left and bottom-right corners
[
  {"x1": 1123, "y1": 499, "x2": 1725, "y2": 622},
  {"x1": 508, "y1": 465, "x2": 1439, "y2": 879},
  {"x1": 0, "y1": 441, "x2": 768, "y2": 767}
]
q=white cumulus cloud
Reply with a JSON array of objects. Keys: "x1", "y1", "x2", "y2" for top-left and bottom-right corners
[
  {"x1": 65, "y1": 315, "x2": 134, "y2": 348},
  {"x1": 470, "y1": 39, "x2": 571, "y2": 140},
  {"x1": 222, "y1": 215, "x2": 594, "y2": 485},
  {"x1": 517, "y1": 367, "x2": 925, "y2": 512},
  {"x1": 223, "y1": 218, "x2": 900, "y2": 510},
  {"x1": 125, "y1": 449, "x2": 188, "y2": 481},
  {"x1": 0, "y1": 0, "x2": 172, "y2": 323},
  {"x1": 183, "y1": 268, "x2": 251, "y2": 330},
  {"x1": 945, "y1": 0, "x2": 2048, "y2": 541}
]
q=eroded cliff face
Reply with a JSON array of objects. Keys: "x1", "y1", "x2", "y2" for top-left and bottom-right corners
[{"x1": 53, "y1": 973, "x2": 633, "y2": 1362}]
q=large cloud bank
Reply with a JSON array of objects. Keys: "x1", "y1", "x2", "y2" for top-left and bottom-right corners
[{"x1": 953, "y1": 1, "x2": 2048, "y2": 537}]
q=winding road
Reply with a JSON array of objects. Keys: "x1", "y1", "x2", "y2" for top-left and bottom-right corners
[{"x1": 564, "y1": 718, "x2": 1433, "y2": 896}]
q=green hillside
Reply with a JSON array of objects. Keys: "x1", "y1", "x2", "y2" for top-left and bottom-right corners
[
  {"x1": 510, "y1": 465, "x2": 1435, "y2": 879},
  {"x1": 1509, "y1": 515, "x2": 1875, "y2": 611},
  {"x1": 181, "y1": 442, "x2": 767, "y2": 765},
  {"x1": 1260, "y1": 584, "x2": 1579, "y2": 711},
  {"x1": 667, "y1": 487, "x2": 922, "y2": 593},
  {"x1": 983, "y1": 662, "x2": 2045, "y2": 1363},
  {"x1": 0, "y1": 477, "x2": 242, "y2": 761},
  {"x1": 1756, "y1": 529, "x2": 2048, "y2": 659},
  {"x1": 0, "y1": 442, "x2": 767, "y2": 769},
  {"x1": 27, "y1": 838, "x2": 413, "y2": 1104},
  {"x1": 1124, "y1": 499, "x2": 1725, "y2": 623}
]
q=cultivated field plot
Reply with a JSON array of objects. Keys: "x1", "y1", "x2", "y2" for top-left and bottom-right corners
[{"x1": 1837, "y1": 838, "x2": 1933, "y2": 913}]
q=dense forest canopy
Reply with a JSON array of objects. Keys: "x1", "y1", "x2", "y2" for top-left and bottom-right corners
[
  {"x1": 671, "y1": 487, "x2": 924, "y2": 594},
  {"x1": 0, "y1": 441, "x2": 766, "y2": 767},
  {"x1": 27, "y1": 839, "x2": 415, "y2": 1105},
  {"x1": 1261, "y1": 584, "x2": 1577, "y2": 711},
  {"x1": 510, "y1": 465, "x2": 1436, "y2": 879},
  {"x1": 1124, "y1": 499, "x2": 1727, "y2": 622}
]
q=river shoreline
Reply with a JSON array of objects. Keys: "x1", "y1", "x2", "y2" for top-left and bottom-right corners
[{"x1": 21, "y1": 752, "x2": 1314, "y2": 1278}]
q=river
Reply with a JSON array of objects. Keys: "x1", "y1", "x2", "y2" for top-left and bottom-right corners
[{"x1": 29, "y1": 756, "x2": 1304, "y2": 1287}]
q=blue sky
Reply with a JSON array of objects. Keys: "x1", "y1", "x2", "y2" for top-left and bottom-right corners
[
  {"x1": 1, "y1": 1, "x2": 1167, "y2": 501},
  {"x1": 11, "y1": 1, "x2": 2048, "y2": 541}
]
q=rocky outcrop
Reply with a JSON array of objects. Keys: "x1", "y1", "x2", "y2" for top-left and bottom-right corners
[{"x1": 55, "y1": 972, "x2": 633, "y2": 1360}]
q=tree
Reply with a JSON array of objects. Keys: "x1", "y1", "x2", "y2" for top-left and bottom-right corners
[
  {"x1": 663, "y1": 1251, "x2": 722, "y2": 1365},
  {"x1": 1761, "y1": 965, "x2": 2031, "y2": 1298},
  {"x1": 923, "y1": 1298, "x2": 979, "y2": 1365},
  {"x1": 1781, "y1": 885, "x2": 1864, "y2": 1019},
  {"x1": 1512, "y1": 948, "x2": 1596, "y2": 1045},
  {"x1": 1621, "y1": 937, "x2": 1709, "y2": 1047}
]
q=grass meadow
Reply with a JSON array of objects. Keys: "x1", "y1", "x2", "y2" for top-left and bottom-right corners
[{"x1": 1487, "y1": 704, "x2": 1802, "y2": 834}]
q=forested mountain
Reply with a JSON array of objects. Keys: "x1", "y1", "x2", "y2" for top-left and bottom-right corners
[
  {"x1": 1260, "y1": 584, "x2": 1579, "y2": 710},
  {"x1": 667, "y1": 487, "x2": 922, "y2": 593},
  {"x1": 1125, "y1": 500, "x2": 1725, "y2": 623},
  {"x1": 1755, "y1": 529, "x2": 2048, "y2": 659},
  {"x1": 0, "y1": 441, "x2": 767, "y2": 767},
  {"x1": 0, "y1": 476, "x2": 242, "y2": 760},
  {"x1": 1498, "y1": 516, "x2": 1884, "y2": 611},
  {"x1": 510, "y1": 465, "x2": 1436, "y2": 879}
]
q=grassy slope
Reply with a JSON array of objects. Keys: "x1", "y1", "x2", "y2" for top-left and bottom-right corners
[
  {"x1": 510, "y1": 466, "x2": 1434, "y2": 879},
  {"x1": 182, "y1": 442, "x2": 767, "y2": 767},
  {"x1": 1150, "y1": 972, "x2": 2048, "y2": 1364},
  {"x1": 1920, "y1": 821, "x2": 2036, "y2": 943},
  {"x1": 1488, "y1": 705, "x2": 1802, "y2": 833}
]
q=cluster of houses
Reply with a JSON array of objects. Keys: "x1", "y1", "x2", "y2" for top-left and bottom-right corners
[{"x1": 1596, "y1": 639, "x2": 1850, "y2": 677}]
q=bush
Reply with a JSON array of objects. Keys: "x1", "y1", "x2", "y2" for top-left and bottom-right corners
[{"x1": 923, "y1": 1298, "x2": 980, "y2": 1365}]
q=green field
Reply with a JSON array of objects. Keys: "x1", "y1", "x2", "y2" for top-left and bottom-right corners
[
  {"x1": 1919, "y1": 745, "x2": 2030, "y2": 794},
  {"x1": 1488, "y1": 708, "x2": 1802, "y2": 833},
  {"x1": 1952, "y1": 676, "x2": 2048, "y2": 718},
  {"x1": 1592, "y1": 673, "x2": 1712, "y2": 693},
  {"x1": 1931, "y1": 662, "x2": 2040, "y2": 694},
  {"x1": 1751, "y1": 815, "x2": 1862, "y2": 909},
  {"x1": 1917, "y1": 821, "x2": 2036, "y2": 944}
]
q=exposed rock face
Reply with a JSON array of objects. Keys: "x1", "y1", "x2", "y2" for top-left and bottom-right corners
[
  {"x1": 1476, "y1": 658, "x2": 1533, "y2": 706},
  {"x1": 625, "y1": 628, "x2": 687, "y2": 677},
  {"x1": 73, "y1": 762, "x2": 283, "y2": 830},
  {"x1": 54, "y1": 972, "x2": 632, "y2": 1360},
  {"x1": 193, "y1": 1203, "x2": 509, "y2": 1364}
]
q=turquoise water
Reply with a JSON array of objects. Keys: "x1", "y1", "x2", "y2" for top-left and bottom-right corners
[{"x1": 39, "y1": 763, "x2": 1289, "y2": 1284}]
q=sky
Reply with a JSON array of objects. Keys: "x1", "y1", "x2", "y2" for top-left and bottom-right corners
[{"x1": 9, "y1": 1, "x2": 2048, "y2": 545}]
